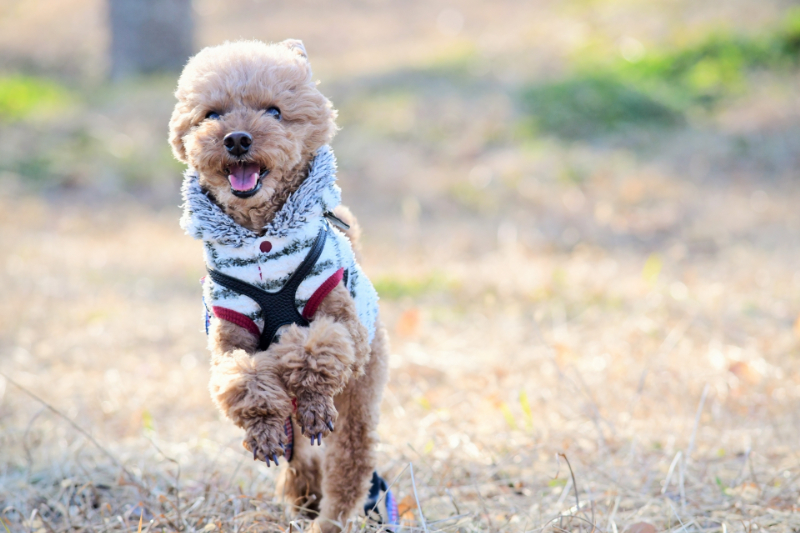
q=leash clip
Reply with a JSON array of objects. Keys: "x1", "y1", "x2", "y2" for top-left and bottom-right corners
[{"x1": 324, "y1": 211, "x2": 351, "y2": 231}]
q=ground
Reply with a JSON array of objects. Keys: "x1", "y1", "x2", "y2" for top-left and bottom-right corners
[{"x1": 1, "y1": 0, "x2": 800, "y2": 532}]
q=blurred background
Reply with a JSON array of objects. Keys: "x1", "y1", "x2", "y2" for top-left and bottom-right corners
[{"x1": 1, "y1": 1, "x2": 800, "y2": 531}]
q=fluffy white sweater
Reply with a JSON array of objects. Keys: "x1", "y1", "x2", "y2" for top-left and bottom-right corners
[{"x1": 180, "y1": 146, "x2": 379, "y2": 343}]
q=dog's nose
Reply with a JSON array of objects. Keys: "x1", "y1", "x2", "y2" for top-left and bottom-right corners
[{"x1": 223, "y1": 131, "x2": 252, "y2": 156}]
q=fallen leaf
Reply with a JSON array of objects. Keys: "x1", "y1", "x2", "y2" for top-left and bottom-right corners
[
  {"x1": 397, "y1": 494, "x2": 414, "y2": 515},
  {"x1": 396, "y1": 308, "x2": 421, "y2": 337},
  {"x1": 624, "y1": 522, "x2": 656, "y2": 533},
  {"x1": 553, "y1": 342, "x2": 577, "y2": 363},
  {"x1": 729, "y1": 361, "x2": 760, "y2": 384},
  {"x1": 397, "y1": 494, "x2": 416, "y2": 522}
]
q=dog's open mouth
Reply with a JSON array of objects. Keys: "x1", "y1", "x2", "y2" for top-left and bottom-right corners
[{"x1": 226, "y1": 163, "x2": 269, "y2": 198}]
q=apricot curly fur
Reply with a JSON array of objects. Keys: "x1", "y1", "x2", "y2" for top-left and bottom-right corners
[
  {"x1": 209, "y1": 316, "x2": 258, "y2": 355},
  {"x1": 171, "y1": 39, "x2": 389, "y2": 531},
  {"x1": 207, "y1": 339, "x2": 292, "y2": 422},
  {"x1": 170, "y1": 40, "x2": 338, "y2": 232},
  {"x1": 273, "y1": 316, "x2": 356, "y2": 396},
  {"x1": 317, "y1": 282, "x2": 371, "y2": 377}
]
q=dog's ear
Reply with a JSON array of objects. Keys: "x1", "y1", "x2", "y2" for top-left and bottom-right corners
[
  {"x1": 280, "y1": 39, "x2": 308, "y2": 59},
  {"x1": 168, "y1": 103, "x2": 193, "y2": 163}
]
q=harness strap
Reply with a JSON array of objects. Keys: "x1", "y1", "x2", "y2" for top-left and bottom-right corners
[{"x1": 207, "y1": 226, "x2": 328, "y2": 350}]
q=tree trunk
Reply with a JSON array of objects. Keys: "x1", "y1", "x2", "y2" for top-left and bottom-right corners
[{"x1": 108, "y1": 0, "x2": 194, "y2": 79}]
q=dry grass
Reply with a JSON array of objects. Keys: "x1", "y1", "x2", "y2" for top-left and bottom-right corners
[{"x1": 2, "y1": 0, "x2": 800, "y2": 532}]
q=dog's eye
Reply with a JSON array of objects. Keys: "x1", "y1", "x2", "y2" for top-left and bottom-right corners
[
  {"x1": 265, "y1": 107, "x2": 281, "y2": 120},
  {"x1": 205, "y1": 111, "x2": 221, "y2": 120}
]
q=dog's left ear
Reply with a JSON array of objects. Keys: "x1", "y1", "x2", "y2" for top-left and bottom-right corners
[{"x1": 281, "y1": 39, "x2": 308, "y2": 60}]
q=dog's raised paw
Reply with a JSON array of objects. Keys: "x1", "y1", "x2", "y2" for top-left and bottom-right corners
[
  {"x1": 242, "y1": 416, "x2": 286, "y2": 466},
  {"x1": 296, "y1": 392, "x2": 338, "y2": 445}
]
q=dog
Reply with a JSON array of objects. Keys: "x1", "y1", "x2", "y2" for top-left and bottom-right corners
[{"x1": 169, "y1": 39, "x2": 391, "y2": 532}]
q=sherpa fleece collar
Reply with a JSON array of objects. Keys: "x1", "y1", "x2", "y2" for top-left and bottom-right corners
[{"x1": 180, "y1": 146, "x2": 340, "y2": 247}]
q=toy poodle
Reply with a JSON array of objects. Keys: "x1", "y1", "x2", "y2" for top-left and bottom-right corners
[{"x1": 169, "y1": 39, "x2": 394, "y2": 532}]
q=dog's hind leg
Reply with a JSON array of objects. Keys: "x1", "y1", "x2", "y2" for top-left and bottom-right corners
[
  {"x1": 276, "y1": 418, "x2": 324, "y2": 518},
  {"x1": 314, "y1": 324, "x2": 389, "y2": 533}
]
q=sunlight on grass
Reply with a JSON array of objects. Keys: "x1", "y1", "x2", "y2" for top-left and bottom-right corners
[
  {"x1": 0, "y1": 75, "x2": 184, "y2": 187},
  {"x1": 500, "y1": 402, "x2": 517, "y2": 430},
  {"x1": 2, "y1": 3, "x2": 800, "y2": 532},
  {"x1": 519, "y1": 390, "x2": 534, "y2": 431},
  {"x1": 642, "y1": 253, "x2": 662, "y2": 285},
  {"x1": 341, "y1": 89, "x2": 418, "y2": 137},
  {"x1": 373, "y1": 273, "x2": 457, "y2": 300},
  {"x1": 417, "y1": 41, "x2": 479, "y2": 77},
  {"x1": 520, "y1": 76, "x2": 682, "y2": 138},
  {"x1": 520, "y1": 11, "x2": 800, "y2": 138},
  {"x1": 0, "y1": 75, "x2": 73, "y2": 122}
]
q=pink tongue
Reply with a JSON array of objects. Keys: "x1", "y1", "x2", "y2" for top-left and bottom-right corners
[{"x1": 228, "y1": 163, "x2": 261, "y2": 191}]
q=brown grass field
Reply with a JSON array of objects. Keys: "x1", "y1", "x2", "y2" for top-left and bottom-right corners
[{"x1": 1, "y1": 0, "x2": 800, "y2": 531}]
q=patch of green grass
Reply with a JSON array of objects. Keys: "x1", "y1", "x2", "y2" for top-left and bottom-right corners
[
  {"x1": 339, "y1": 89, "x2": 418, "y2": 138},
  {"x1": 520, "y1": 11, "x2": 800, "y2": 138},
  {"x1": 448, "y1": 182, "x2": 500, "y2": 213},
  {"x1": 612, "y1": 31, "x2": 792, "y2": 107},
  {"x1": 0, "y1": 75, "x2": 187, "y2": 188},
  {"x1": 0, "y1": 75, "x2": 73, "y2": 122},
  {"x1": 373, "y1": 272, "x2": 456, "y2": 300},
  {"x1": 520, "y1": 76, "x2": 683, "y2": 138},
  {"x1": 15, "y1": 155, "x2": 52, "y2": 182},
  {"x1": 419, "y1": 42, "x2": 479, "y2": 77}
]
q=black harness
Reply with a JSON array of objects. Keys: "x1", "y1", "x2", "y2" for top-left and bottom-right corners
[
  {"x1": 207, "y1": 226, "x2": 328, "y2": 350},
  {"x1": 206, "y1": 221, "x2": 398, "y2": 529}
]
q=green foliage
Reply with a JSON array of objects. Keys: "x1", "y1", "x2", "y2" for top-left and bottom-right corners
[
  {"x1": 14, "y1": 155, "x2": 52, "y2": 182},
  {"x1": 500, "y1": 402, "x2": 517, "y2": 430},
  {"x1": 641, "y1": 253, "x2": 662, "y2": 285},
  {"x1": 0, "y1": 75, "x2": 72, "y2": 121},
  {"x1": 0, "y1": 75, "x2": 186, "y2": 188},
  {"x1": 521, "y1": 75, "x2": 682, "y2": 138},
  {"x1": 613, "y1": 30, "x2": 792, "y2": 106},
  {"x1": 373, "y1": 272, "x2": 455, "y2": 300},
  {"x1": 520, "y1": 12, "x2": 800, "y2": 139},
  {"x1": 519, "y1": 390, "x2": 534, "y2": 431},
  {"x1": 777, "y1": 8, "x2": 800, "y2": 58}
]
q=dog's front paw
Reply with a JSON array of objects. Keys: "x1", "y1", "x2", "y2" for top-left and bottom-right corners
[
  {"x1": 242, "y1": 415, "x2": 286, "y2": 467},
  {"x1": 296, "y1": 392, "x2": 337, "y2": 446}
]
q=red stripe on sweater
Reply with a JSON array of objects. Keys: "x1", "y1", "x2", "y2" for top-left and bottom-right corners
[
  {"x1": 212, "y1": 306, "x2": 260, "y2": 338},
  {"x1": 302, "y1": 268, "x2": 344, "y2": 320}
]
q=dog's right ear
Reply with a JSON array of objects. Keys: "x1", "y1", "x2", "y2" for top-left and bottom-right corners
[
  {"x1": 280, "y1": 39, "x2": 308, "y2": 60},
  {"x1": 168, "y1": 103, "x2": 192, "y2": 163}
]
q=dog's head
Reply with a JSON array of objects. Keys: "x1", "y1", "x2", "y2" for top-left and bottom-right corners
[{"x1": 169, "y1": 40, "x2": 337, "y2": 223}]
